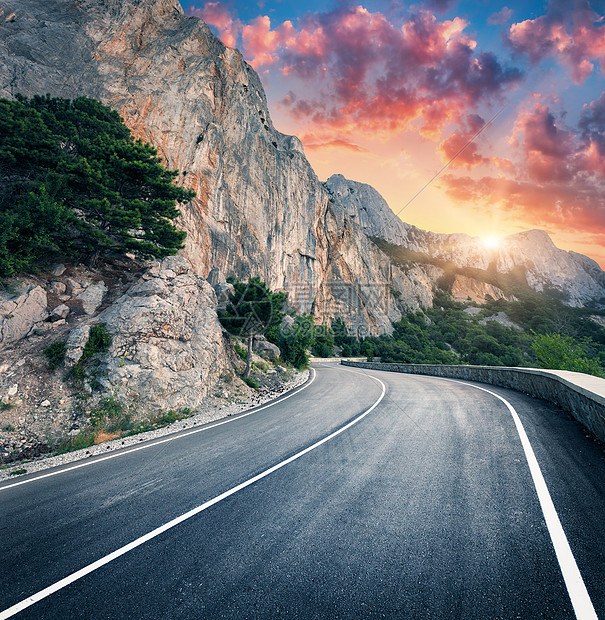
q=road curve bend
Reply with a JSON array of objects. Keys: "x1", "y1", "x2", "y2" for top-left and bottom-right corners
[{"x1": 0, "y1": 363, "x2": 604, "y2": 619}]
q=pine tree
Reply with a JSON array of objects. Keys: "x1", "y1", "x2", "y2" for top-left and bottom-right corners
[{"x1": 0, "y1": 95, "x2": 193, "y2": 274}]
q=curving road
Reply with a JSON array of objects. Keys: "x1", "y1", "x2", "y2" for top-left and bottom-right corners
[{"x1": 1, "y1": 363, "x2": 604, "y2": 619}]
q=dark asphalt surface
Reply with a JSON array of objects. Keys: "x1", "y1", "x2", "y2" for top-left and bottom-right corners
[{"x1": 1, "y1": 363, "x2": 604, "y2": 619}]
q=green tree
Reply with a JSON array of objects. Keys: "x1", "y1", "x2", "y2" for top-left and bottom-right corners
[
  {"x1": 530, "y1": 332, "x2": 603, "y2": 377},
  {"x1": 280, "y1": 314, "x2": 315, "y2": 369},
  {"x1": 0, "y1": 95, "x2": 193, "y2": 274},
  {"x1": 218, "y1": 277, "x2": 286, "y2": 378},
  {"x1": 311, "y1": 325, "x2": 335, "y2": 357}
]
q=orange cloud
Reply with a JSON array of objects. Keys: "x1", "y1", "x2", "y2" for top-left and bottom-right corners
[
  {"x1": 438, "y1": 114, "x2": 489, "y2": 168},
  {"x1": 300, "y1": 132, "x2": 369, "y2": 152},
  {"x1": 440, "y1": 94, "x2": 605, "y2": 239}
]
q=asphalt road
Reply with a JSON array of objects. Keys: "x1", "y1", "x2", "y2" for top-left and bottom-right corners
[{"x1": 1, "y1": 363, "x2": 604, "y2": 619}]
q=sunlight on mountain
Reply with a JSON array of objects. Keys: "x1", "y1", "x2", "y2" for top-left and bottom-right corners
[{"x1": 481, "y1": 236, "x2": 501, "y2": 250}]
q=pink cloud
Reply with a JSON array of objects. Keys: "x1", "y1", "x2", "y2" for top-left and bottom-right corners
[
  {"x1": 508, "y1": 4, "x2": 605, "y2": 83},
  {"x1": 438, "y1": 114, "x2": 489, "y2": 168},
  {"x1": 514, "y1": 103, "x2": 576, "y2": 182},
  {"x1": 488, "y1": 7, "x2": 513, "y2": 26},
  {"x1": 275, "y1": 7, "x2": 522, "y2": 137},
  {"x1": 440, "y1": 94, "x2": 605, "y2": 238},
  {"x1": 300, "y1": 133, "x2": 369, "y2": 152}
]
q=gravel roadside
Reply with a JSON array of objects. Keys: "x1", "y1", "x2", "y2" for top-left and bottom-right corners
[{"x1": 0, "y1": 369, "x2": 309, "y2": 482}]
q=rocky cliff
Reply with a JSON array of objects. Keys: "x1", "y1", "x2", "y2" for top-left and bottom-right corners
[
  {"x1": 0, "y1": 0, "x2": 441, "y2": 333},
  {"x1": 327, "y1": 175, "x2": 605, "y2": 307}
]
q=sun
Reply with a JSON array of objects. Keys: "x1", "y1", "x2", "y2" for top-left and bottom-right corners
[{"x1": 481, "y1": 235, "x2": 501, "y2": 250}]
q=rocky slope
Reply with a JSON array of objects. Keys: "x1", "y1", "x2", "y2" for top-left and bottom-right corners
[
  {"x1": 327, "y1": 175, "x2": 605, "y2": 307},
  {"x1": 0, "y1": 0, "x2": 441, "y2": 334},
  {"x1": 0, "y1": 255, "x2": 303, "y2": 462}
]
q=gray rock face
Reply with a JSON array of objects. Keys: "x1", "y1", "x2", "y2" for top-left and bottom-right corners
[
  {"x1": 0, "y1": 286, "x2": 48, "y2": 348},
  {"x1": 95, "y1": 256, "x2": 230, "y2": 410},
  {"x1": 64, "y1": 324, "x2": 91, "y2": 367},
  {"x1": 329, "y1": 174, "x2": 605, "y2": 307},
  {"x1": 451, "y1": 275, "x2": 514, "y2": 304},
  {"x1": 325, "y1": 174, "x2": 427, "y2": 251},
  {"x1": 0, "y1": 0, "x2": 414, "y2": 334},
  {"x1": 207, "y1": 267, "x2": 224, "y2": 287}
]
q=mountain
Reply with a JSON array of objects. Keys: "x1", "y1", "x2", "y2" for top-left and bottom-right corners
[
  {"x1": 1, "y1": 0, "x2": 602, "y2": 324},
  {"x1": 0, "y1": 0, "x2": 444, "y2": 334},
  {"x1": 326, "y1": 175, "x2": 605, "y2": 307}
]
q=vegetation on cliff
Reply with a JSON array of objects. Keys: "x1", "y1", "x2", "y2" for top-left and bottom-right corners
[
  {"x1": 357, "y1": 292, "x2": 605, "y2": 377},
  {"x1": 218, "y1": 277, "x2": 318, "y2": 371},
  {"x1": 0, "y1": 95, "x2": 192, "y2": 275}
]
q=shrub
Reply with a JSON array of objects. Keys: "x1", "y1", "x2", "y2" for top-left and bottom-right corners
[
  {"x1": 44, "y1": 340, "x2": 67, "y2": 371},
  {"x1": 70, "y1": 324, "x2": 112, "y2": 387},
  {"x1": 280, "y1": 314, "x2": 315, "y2": 369},
  {"x1": 531, "y1": 332, "x2": 604, "y2": 377},
  {"x1": 234, "y1": 343, "x2": 248, "y2": 362}
]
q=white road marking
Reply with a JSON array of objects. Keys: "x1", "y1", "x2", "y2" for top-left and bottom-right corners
[
  {"x1": 0, "y1": 369, "x2": 317, "y2": 492},
  {"x1": 442, "y1": 377, "x2": 598, "y2": 620},
  {"x1": 0, "y1": 371, "x2": 386, "y2": 619}
]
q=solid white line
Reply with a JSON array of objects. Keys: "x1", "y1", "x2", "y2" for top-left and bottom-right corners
[
  {"x1": 0, "y1": 372, "x2": 386, "y2": 619},
  {"x1": 442, "y1": 378, "x2": 598, "y2": 620},
  {"x1": 0, "y1": 369, "x2": 317, "y2": 492}
]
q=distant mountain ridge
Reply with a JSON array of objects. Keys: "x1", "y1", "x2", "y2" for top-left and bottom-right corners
[{"x1": 326, "y1": 174, "x2": 605, "y2": 307}]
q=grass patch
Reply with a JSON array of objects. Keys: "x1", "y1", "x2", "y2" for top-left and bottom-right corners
[
  {"x1": 2, "y1": 424, "x2": 15, "y2": 432},
  {"x1": 52, "y1": 398, "x2": 196, "y2": 455},
  {"x1": 242, "y1": 377, "x2": 259, "y2": 390},
  {"x1": 1, "y1": 403, "x2": 14, "y2": 412},
  {"x1": 8, "y1": 468, "x2": 27, "y2": 476},
  {"x1": 55, "y1": 432, "x2": 96, "y2": 454},
  {"x1": 123, "y1": 408, "x2": 195, "y2": 437}
]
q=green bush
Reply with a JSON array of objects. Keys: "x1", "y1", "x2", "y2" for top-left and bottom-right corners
[
  {"x1": 311, "y1": 325, "x2": 335, "y2": 357},
  {"x1": 234, "y1": 343, "x2": 248, "y2": 362},
  {"x1": 531, "y1": 332, "x2": 603, "y2": 377},
  {"x1": 280, "y1": 314, "x2": 315, "y2": 369},
  {"x1": 242, "y1": 377, "x2": 259, "y2": 390},
  {"x1": 44, "y1": 340, "x2": 67, "y2": 371},
  {"x1": 71, "y1": 324, "x2": 112, "y2": 387}
]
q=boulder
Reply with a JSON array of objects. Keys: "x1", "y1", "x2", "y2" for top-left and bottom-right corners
[
  {"x1": 252, "y1": 335, "x2": 280, "y2": 360},
  {"x1": 0, "y1": 286, "x2": 48, "y2": 348},
  {"x1": 50, "y1": 304, "x2": 70, "y2": 321},
  {"x1": 214, "y1": 282, "x2": 235, "y2": 304},
  {"x1": 94, "y1": 256, "x2": 229, "y2": 411},
  {"x1": 49, "y1": 281, "x2": 67, "y2": 295},
  {"x1": 77, "y1": 281, "x2": 107, "y2": 315},
  {"x1": 64, "y1": 325, "x2": 91, "y2": 367}
]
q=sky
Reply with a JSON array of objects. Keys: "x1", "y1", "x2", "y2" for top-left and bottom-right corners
[{"x1": 184, "y1": 0, "x2": 605, "y2": 267}]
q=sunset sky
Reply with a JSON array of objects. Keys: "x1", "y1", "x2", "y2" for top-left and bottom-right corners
[{"x1": 185, "y1": 0, "x2": 605, "y2": 267}]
